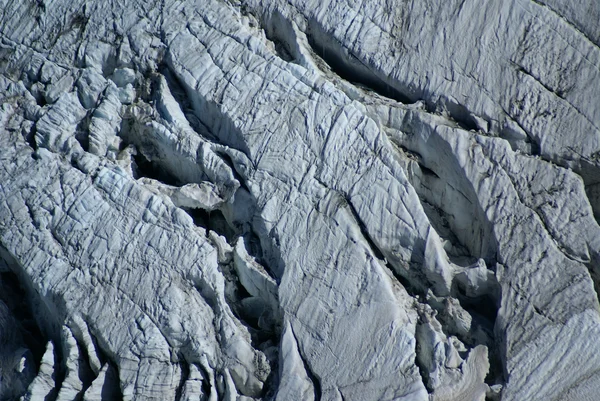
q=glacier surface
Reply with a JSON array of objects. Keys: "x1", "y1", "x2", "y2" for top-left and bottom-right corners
[{"x1": 1, "y1": 0, "x2": 600, "y2": 400}]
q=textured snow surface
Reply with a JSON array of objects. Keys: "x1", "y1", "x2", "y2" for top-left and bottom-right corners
[{"x1": 1, "y1": 0, "x2": 600, "y2": 400}]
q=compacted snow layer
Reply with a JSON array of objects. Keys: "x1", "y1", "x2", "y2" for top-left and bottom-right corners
[{"x1": 0, "y1": 0, "x2": 599, "y2": 400}]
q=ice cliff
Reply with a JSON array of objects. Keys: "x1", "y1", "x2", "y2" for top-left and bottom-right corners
[{"x1": 1, "y1": 0, "x2": 600, "y2": 400}]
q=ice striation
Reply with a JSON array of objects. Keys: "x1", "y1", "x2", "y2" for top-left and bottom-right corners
[{"x1": 0, "y1": 0, "x2": 599, "y2": 400}]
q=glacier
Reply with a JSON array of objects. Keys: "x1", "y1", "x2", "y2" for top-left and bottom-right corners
[{"x1": 1, "y1": 0, "x2": 600, "y2": 400}]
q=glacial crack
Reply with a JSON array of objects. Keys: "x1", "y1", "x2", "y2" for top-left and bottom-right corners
[
  {"x1": 174, "y1": 360, "x2": 189, "y2": 401},
  {"x1": 513, "y1": 61, "x2": 600, "y2": 134},
  {"x1": 290, "y1": 324, "x2": 322, "y2": 401},
  {"x1": 0, "y1": 268, "x2": 47, "y2": 399},
  {"x1": 529, "y1": 0, "x2": 600, "y2": 49},
  {"x1": 304, "y1": 18, "x2": 414, "y2": 105},
  {"x1": 384, "y1": 133, "x2": 505, "y2": 388}
]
